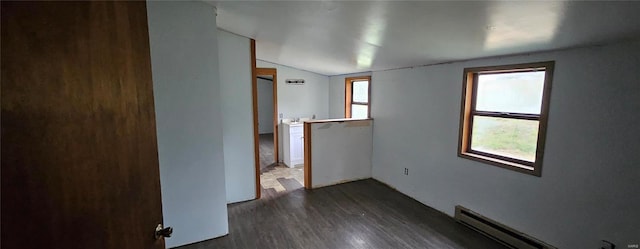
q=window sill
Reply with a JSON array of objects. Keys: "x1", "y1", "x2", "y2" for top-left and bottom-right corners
[{"x1": 458, "y1": 152, "x2": 540, "y2": 177}]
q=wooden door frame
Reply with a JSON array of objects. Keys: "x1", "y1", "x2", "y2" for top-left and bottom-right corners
[{"x1": 251, "y1": 39, "x2": 279, "y2": 199}]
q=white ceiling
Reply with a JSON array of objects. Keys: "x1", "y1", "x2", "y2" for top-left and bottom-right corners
[{"x1": 213, "y1": 1, "x2": 640, "y2": 76}]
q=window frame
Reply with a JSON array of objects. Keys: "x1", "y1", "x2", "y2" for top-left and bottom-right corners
[
  {"x1": 345, "y1": 76, "x2": 372, "y2": 119},
  {"x1": 458, "y1": 61, "x2": 554, "y2": 176}
]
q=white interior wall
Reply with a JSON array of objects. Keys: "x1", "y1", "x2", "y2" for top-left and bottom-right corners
[
  {"x1": 256, "y1": 60, "x2": 330, "y2": 120},
  {"x1": 328, "y1": 72, "x2": 372, "y2": 118},
  {"x1": 218, "y1": 29, "x2": 256, "y2": 204},
  {"x1": 370, "y1": 40, "x2": 640, "y2": 249},
  {"x1": 256, "y1": 60, "x2": 330, "y2": 161},
  {"x1": 310, "y1": 120, "x2": 373, "y2": 188},
  {"x1": 257, "y1": 78, "x2": 274, "y2": 134},
  {"x1": 147, "y1": 2, "x2": 228, "y2": 247}
]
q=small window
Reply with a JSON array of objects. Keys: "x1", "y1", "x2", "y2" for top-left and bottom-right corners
[
  {"x1": 458, "y1": 61, "x2": 554, "y2": 176},
  {"x1": 345, "y1": 76, "x2": 371, "y2": 119}
]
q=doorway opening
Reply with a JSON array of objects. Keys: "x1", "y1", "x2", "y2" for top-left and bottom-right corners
[
  {"x1": 256, "y1": 73, "x2": 276, "y2": 171},
  {"x1": 251, "y1": 43, "x2": 304, "y2": 199},
  {"x1": 252, "y1": 66, "x2": 278, "y2": 199},
  {"x1": 253, "y1": 67, "x2": 304, "y2": 199}
]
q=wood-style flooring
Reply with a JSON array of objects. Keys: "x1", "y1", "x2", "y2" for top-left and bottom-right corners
[
  {"x1": 175, "y1": 179, "x2": 508, "y2": 249},
  {"x1": 259, "y1": 133, "x2": 275, "y2": 170}
]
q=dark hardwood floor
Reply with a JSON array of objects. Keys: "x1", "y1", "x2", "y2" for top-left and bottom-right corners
[
  {"x1": 259, "y1": 133, "x2": 275, "y2": 170},
  {"x1": 175, "y1": 179, "x2": 508, "y2": 249}
]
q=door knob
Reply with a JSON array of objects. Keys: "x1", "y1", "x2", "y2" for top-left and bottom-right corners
[{"x1": 155, "y1": 224, "x2": 173, "y2": 239}]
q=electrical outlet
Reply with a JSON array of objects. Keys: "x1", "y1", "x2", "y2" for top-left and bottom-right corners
[
  {"x1": 404, "y1": 168, "x2": 408, "y2": 175},
  {"x1": 601, "y1": 240, "x2": 615, "y2": 249}
]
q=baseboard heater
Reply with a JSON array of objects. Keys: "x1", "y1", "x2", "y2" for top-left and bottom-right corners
[{"x1": 454, "y1": 205, "x2": 556, "y2": 249}]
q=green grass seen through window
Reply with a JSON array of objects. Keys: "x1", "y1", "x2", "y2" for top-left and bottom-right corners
[{"x1": 470, "y1": 116, "x2": 539, "y2": 162}]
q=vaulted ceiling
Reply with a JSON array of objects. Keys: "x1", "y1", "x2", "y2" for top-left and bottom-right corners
[{"x1": 212, "y1": 1, "x2": 640, "y2": 76}]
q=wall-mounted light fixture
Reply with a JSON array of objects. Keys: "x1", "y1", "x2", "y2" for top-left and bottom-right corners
[{"x1": 285, "y1": 79, "x2": 305, "y2": 85}]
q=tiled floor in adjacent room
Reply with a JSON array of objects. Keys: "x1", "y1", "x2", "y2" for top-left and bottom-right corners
[
  {"x1": 259, "y1": 132, "x2": 304, "y2": 196},
  {"x1": 260, "y1": 164, "x2": 304, "y2": 194}
]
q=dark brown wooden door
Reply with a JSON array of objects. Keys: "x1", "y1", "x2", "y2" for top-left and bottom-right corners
[{"x1": 1, "y1": 2, "x2": 165, "y2": 249}]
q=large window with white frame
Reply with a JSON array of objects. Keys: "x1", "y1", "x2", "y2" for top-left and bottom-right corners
[{"x1": 458, "y1": 61, "x2": 554, "y2": 176}]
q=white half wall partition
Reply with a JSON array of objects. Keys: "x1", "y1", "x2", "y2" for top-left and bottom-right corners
[
  {"x1": 147, "y1": 2, "x2": 228, "y2": 248},
  {"x1": 305, "y1": 119, "x2": 373, "y2": 188},
  {"x1": 218, "y1": 29, "x2": 256, "y2": 204}
]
